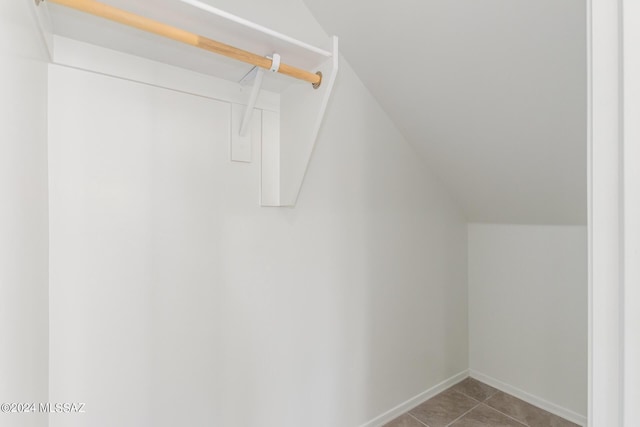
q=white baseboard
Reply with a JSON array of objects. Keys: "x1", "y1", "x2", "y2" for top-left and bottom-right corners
[
  {"x1": 468, "y1": 370, "x2": 587, "y2": 427},
  {"x1": 358, "y1": 370, "x2": 469, "y2": 427}
]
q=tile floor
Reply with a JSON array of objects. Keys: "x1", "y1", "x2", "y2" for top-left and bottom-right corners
[{"x1": 384, "y1": 378, "x2": 580, "y2": 427}]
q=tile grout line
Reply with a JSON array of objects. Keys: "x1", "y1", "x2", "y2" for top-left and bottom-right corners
[
  {"x1": 480, "y1": 402, "x2": 529, "y2": 427},
  {"x1": 407, "y1": 412, "x2": 431, "y2": 427},
  {"x1": 443, "y1": 388, "x2": 528, "y2": 427},
  {"x1": 454, "y1": 385, "x2": 530, "y2": 427},
  {"x1": 452, "y1": 389, "x2": 490, "y2": 404},
  {"x1": 483, "y1": 391, "x2": 530, "y2": 426},
  {"x1": 444, "y1": 401, "x2": 481, "y2": 427}
]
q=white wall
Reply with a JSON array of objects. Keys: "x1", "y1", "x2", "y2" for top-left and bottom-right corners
[
  {"x1": 0, "y1": 1, "x2": 49, "y2": 427},
  {"x1": 47, "y1": 40, "x2": 468, "y2": 427},
  {"x1": 623, "y1": 1, "x2": 640, "y2": 423},
  {"x1": 468, "y1": 224, "x2": 587, "y2": 422}
]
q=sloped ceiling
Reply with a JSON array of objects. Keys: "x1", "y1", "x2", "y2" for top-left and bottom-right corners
[{"x1": 303, "y1": 0, "x2": 587, "y2": 224}]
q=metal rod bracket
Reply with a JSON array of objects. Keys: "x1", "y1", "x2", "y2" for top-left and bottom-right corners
[{"x1": 269, "y1": 53, "x2": 281, "y2": 73}]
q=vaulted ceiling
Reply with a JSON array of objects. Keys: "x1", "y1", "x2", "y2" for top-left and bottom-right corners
[{"x1": 303, "y1": 0, "x2": 587, "y2": 224}]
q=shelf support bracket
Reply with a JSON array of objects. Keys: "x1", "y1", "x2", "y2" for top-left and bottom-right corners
[
  {"x1": 239, "y1": 68, "x2": 264, "y2": 137},
  {"x1": 239, "y1": 53, "x2": 280, "y2": 137},
  {"x1": 260, "y1": 37, "x2": 339, "y2": 207}
]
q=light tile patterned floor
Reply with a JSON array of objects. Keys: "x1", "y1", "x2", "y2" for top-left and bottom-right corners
[{"x1": 384, "y1": 378, "x2": 580, "y2": 427}]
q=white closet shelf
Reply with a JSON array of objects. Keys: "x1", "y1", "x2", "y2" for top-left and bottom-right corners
[
  {"x1": 37, "y1": 0, "x2": 339, "y2": 207},
  {"x1": 41, "y1": 0, "x2": 334, "y2": 92}
]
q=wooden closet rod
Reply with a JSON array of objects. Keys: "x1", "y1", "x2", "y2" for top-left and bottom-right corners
[{"x1": 44, "y1": 0, "x2": 323, "y2": 86}]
